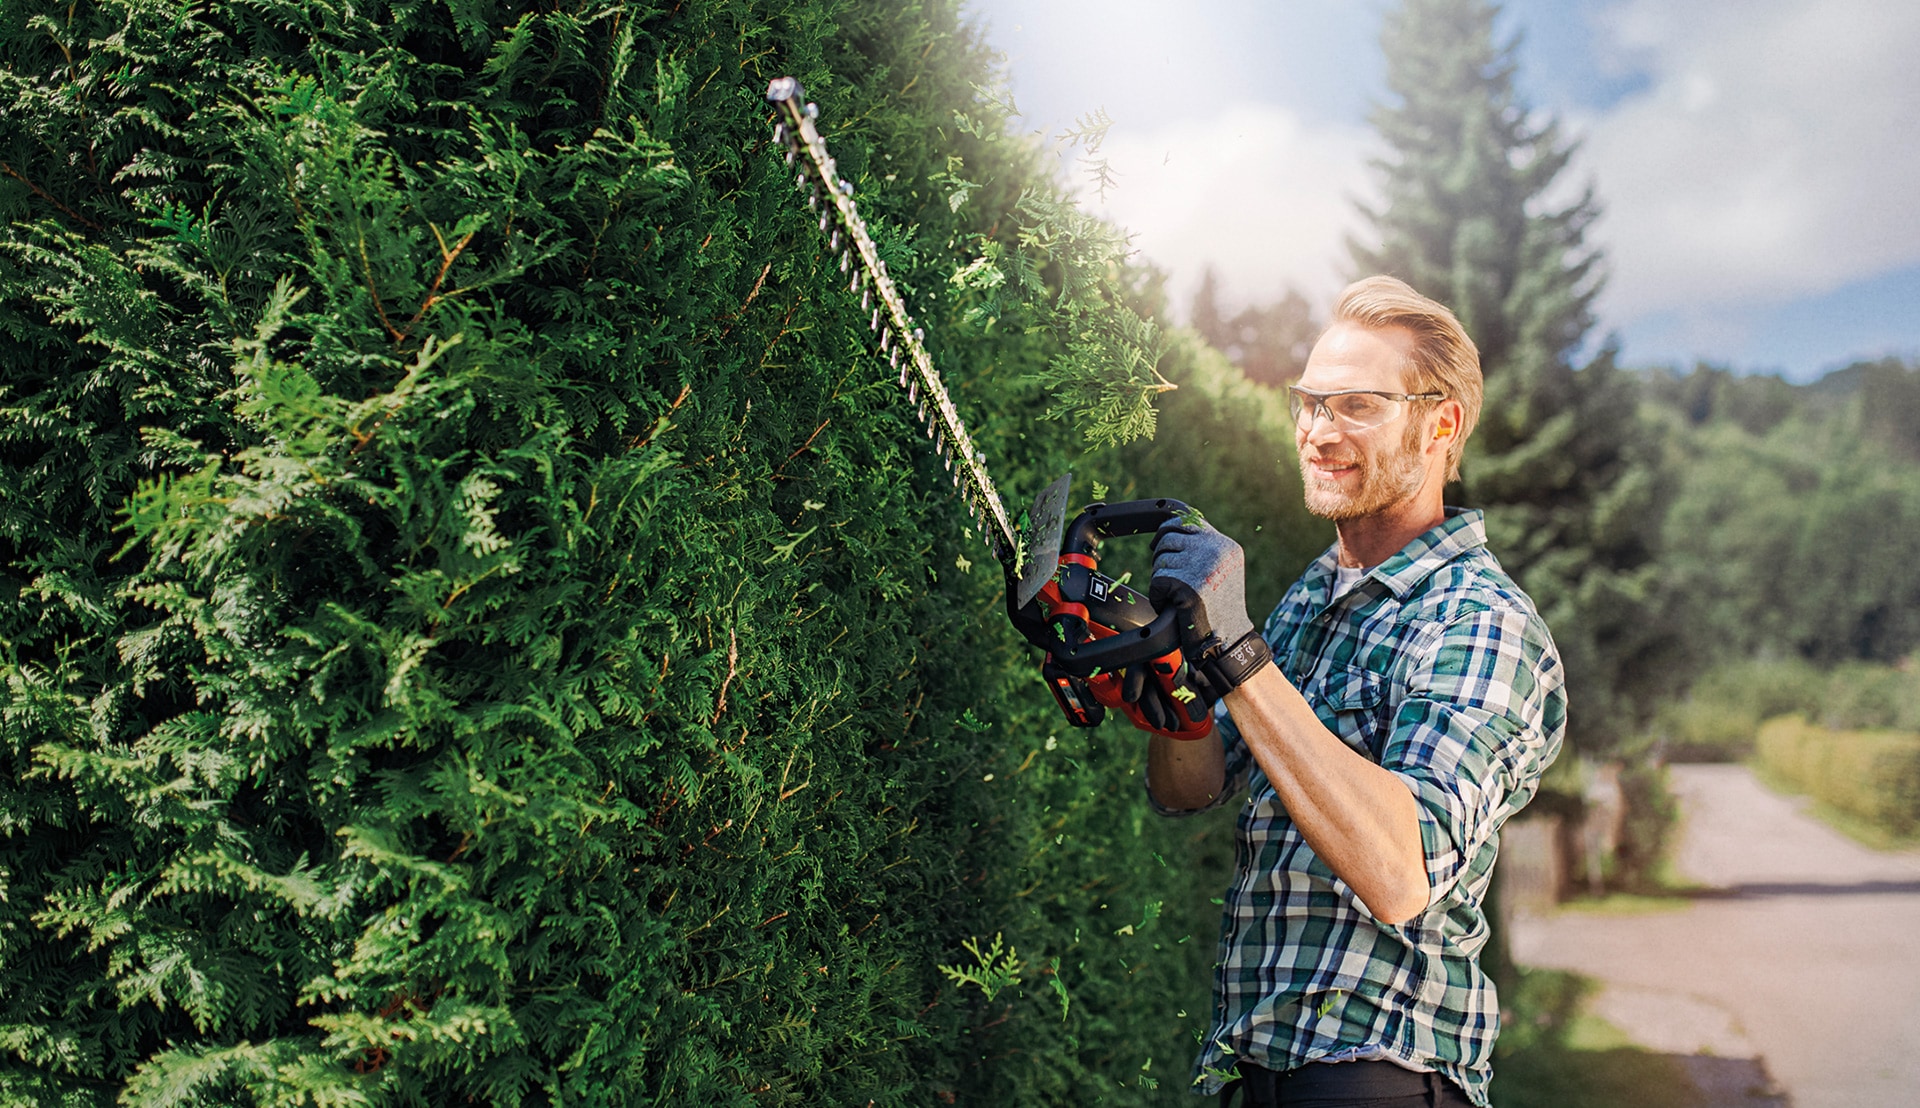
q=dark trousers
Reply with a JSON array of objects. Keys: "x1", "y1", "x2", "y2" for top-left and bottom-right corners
[{"x1": 1225, "y1": 1060, "x2": 1472, "y2": 1107}]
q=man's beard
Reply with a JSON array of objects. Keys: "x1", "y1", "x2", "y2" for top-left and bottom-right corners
[{"x1": 1299, "y1": 421, "x2": 1429, "y2": 522}]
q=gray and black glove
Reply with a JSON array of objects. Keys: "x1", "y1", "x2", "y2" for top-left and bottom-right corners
[
  {"x1": 1148, "y1": 517, "x2": 1273, "y2": 697},
  {"x1": 1118, "y1": 660, "x2": 1189, "y2": 732}
]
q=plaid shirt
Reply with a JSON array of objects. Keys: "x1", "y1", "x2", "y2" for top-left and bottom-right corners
[{"x1": 1152, "y1": 509, "x2": 1565, "y2": 1106}]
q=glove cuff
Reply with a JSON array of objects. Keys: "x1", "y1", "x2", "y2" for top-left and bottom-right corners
[{"x1": 1197, "y1": 630, "x2": 1274, "y2": 695}]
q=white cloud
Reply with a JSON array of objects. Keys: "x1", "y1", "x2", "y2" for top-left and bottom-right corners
[
  {"x1": 1072, "y1": 105, "x2": 1376, "y2": 319},
  {"x1": 966, "y1": 0, "x2": 1380, "y2": 318},
  {"x1": 1579, "y1": 0, "x2": 1920, "y2": 320}
]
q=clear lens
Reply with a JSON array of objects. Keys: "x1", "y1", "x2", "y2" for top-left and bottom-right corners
[
  {"x1": 1331, "y1": 393, "x2": 1393, "y2": 427},
  {"x1": 1289, "y1": 388, "x2": 1413, "y2": 432}
]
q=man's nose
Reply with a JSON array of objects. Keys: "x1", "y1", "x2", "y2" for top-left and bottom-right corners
[{"x1": 1299, "y1": 407, "x2": 1347, "y2": 445}]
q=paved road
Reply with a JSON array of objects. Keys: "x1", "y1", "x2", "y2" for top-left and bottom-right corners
[{"x1": 1510, "y1": 764, "x2": 1920, "y2": 1108}]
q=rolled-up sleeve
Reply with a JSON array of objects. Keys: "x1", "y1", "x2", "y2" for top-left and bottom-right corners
[{"x1": 1380, "y1": 603, "x2": 1566, "y2": 907}]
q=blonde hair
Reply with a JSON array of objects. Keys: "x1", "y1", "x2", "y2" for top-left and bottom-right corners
[{"x1": 1329, "y1": 276, "x2": 1482, "y2": 481}]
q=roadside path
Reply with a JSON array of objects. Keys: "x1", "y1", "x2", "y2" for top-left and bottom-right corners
[{"x1": 1510, "y1": 763, "x2": 1920, "y2": 1108}]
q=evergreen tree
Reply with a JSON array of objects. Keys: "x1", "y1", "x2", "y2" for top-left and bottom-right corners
[
  {"x1": 1189, "y1": 267, "x2": 1320, "y2": 387},
  {"x1": 1351, "y1": 0, "x2": 1680, "y2": 753}
]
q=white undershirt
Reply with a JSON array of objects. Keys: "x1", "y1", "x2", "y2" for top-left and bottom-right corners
[{"x1": 1331, "y1": 563, "x2": 1366, "y2": 600}]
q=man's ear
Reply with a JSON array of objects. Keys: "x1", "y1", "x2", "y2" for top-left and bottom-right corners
[{"x1": 1428, "y1": 399, "x2": 1464, "y2": 455}]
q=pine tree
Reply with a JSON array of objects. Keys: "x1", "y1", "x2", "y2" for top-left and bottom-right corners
[
  {"x1": 1189, "y1": 267, "x2": 1320, "y2": 387},
  {"x1": 1352, "y1": 0, "x2": 1680, "y2": 753}
]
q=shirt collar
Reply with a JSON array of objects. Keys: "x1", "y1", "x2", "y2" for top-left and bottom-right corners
[{"x1": 1300, "y1": 507, "x2": 1487, "y2": 608}]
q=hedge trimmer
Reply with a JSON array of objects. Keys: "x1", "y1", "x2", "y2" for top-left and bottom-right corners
[{"x1": 765, "y1": 77, "x2": 1215, "y2": 740}]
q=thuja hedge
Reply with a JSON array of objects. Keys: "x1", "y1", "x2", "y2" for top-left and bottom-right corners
[{"x1": 0, "y1": 0, "x2": 1334, "y2": 1103}]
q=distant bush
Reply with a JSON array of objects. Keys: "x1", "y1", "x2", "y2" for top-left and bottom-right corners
[
  {"x1": 1611, "y1": 759, "x2": 1679, "y2": 890},
  {"x1": 1754, "y1": 716, "x2": 1920, "y2": 838},
  {"x1": 1649, "y1": 697, "x2": 1765, "y2": 763},
  {"x1": 1815, "y1": 661, "x2": 1920, "y2": 731},
  {"x1": 1644, "y1": 657, "x2": 1920, "y2": 763},
  {"x1": 1645, "y1": 657, "x2": 1822, "y2": 761}
]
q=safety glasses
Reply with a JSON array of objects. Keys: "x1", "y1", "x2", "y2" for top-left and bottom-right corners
[{"x1": 1287, "y1": 386, "x2": 1444, "y2": 431}]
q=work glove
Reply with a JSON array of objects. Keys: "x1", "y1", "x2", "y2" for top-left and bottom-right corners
[
  {"x1": 1119, "y1": 660, "x2": 1185, "y2": 733},
  {"x1": 1148, "y1": 517, "x2": 1273, "y2": 698}
]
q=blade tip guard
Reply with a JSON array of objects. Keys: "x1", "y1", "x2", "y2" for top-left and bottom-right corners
[{"x1": 1013, "y1": 474, "x2": 1073, "y2": 611}]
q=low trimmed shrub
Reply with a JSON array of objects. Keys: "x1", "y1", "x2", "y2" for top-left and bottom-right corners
[{"x1": 1754, "y1": 715, "x2": 1920, "y2": 838}]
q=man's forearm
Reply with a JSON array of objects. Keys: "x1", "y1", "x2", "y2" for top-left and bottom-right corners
[{"x1": 1225, "y1": 666, "x2": 1430, "y2": 924}]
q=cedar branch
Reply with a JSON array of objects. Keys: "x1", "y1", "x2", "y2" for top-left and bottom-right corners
[
  {"x1": 630, "y1": 382, "x2": 693, "y2": 451},
  {"x1": 357, "y1": 227, "x2": 405, "y2": 342},
  {"x1": 403, "y1": 227, "x2": 477, "y2": 331},
  {"x1": 709, "y1": 627, "x2": 738, "y2": 724},
  {"x1": 772, "y1": 417, "x2": 831, "y2": 478},
  {"x1": 1, "y1": 162, "x2": 101, "y2": 231}
]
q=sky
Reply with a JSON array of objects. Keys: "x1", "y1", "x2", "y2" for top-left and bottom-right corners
[{"x1": 961, "y1": 0, "x2": 1920, "y2": 382}]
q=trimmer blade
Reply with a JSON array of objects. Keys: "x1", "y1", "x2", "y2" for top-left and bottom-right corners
[
  {"x1": 1014, "y1": 474, "x2": 1072, "y2": 610},
  {"x1": 768, "y1": 78, "x2": 1019, "y2": 560}
]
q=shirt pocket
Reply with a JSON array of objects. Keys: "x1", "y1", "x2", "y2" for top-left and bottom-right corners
[{"x1": 1311, "y1": 664, "x2": 1389, "y2": 757}]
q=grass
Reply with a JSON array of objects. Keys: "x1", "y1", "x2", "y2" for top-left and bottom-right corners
[
  {"x1": 1491, "y1": 969, "x2": 1706, "y2": 1108},
  {"x1": 1550, "y1": 890, "x2": 1700, "y2": 916}
]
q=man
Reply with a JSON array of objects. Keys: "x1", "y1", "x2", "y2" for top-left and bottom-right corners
[{"x1": 1137, "y1": 276, "x2": 1565, "y2": 1107}]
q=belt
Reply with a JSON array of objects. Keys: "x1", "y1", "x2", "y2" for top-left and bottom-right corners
[{"x1": 1224, "y1": 1059, "x2": 1463, "y2": 1107}]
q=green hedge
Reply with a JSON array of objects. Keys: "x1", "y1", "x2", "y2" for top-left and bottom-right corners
[
  {"x1": 1754, "y1": 716, "x2": 1920, "y2": 838},
  {"x1": 0, "y1": 0, "x2": 1262, "y2": 1102}
]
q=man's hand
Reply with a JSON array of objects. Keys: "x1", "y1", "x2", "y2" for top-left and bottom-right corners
[
  {"x1": 1149, "y1": 519, "x2": 1255, "y2": 649},
  {"x1": 1150, "y1": 518, "x2": 1273, "y2": 696}
]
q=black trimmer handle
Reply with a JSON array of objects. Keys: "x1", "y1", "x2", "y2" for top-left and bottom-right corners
[
  {"x1": 1047, "y1": 604, "x2": 1181, "y2": 676},
  {"x1": 1063, "y1": 497, "x2": 1192, "y2": 554}
]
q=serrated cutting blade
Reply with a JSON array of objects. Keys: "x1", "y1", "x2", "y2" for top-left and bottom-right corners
[{"x1": 767, "y1": 76, "x2": 1021, "y2": 567}]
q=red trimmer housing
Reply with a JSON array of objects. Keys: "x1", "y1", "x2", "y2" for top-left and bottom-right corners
[{"x1": 1008, "y1": 498, "x2": 1216, "y2": 741}]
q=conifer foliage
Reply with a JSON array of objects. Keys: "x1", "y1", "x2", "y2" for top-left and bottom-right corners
[
  {"x1": 1352, "y1": 0, "x2": 1677, "y2": 749},
  {"x1": 0, "y1": 1, "x2": 1214, "y2": 1103}
]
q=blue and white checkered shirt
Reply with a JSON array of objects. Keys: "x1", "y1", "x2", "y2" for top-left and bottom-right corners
[{"x1": 1153, "y1": 509, "x2": 1565, "y2": 1106}]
